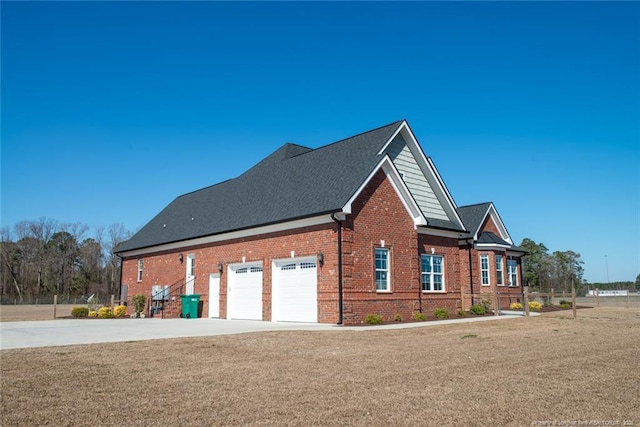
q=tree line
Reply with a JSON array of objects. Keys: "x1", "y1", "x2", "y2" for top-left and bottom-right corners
[
  {"x1": 520, "y1": 238, "x2": 639, "y2": 294},
  {"x1": 0, "y1": 218, "x2": 132, "y2": 304}
]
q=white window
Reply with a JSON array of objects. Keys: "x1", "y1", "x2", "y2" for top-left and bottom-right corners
[
  {"x1": 480, "y1": 255, "x2": 490, "y2": 286},
  {"x1": 508, "y1": 258, "x2": 518, "y2": 287},
  {"x1": 137, "y1": 259, "x2": 143, "y2": 282},
  {"x1": 375, "y1": 248, "x2": 390, "y2": 291},
  {"x1": 496, "y1": 255, "x2": 504, "y2": 286},
  {"x1": 421, "y1": 254, "x2": 444, "y2": 292}
]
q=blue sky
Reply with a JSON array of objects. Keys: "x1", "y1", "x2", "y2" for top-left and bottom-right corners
[{"x1": 2, "y1": 1, "x2": 638, "y2": 283}]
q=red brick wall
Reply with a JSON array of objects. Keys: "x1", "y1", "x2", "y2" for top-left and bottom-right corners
[
  {"x1": 340, "y1": 169, "x2": 461, "y2": 324},
  {"x1": 121, "y1": 222, "x2": 339, "y2": 322}
]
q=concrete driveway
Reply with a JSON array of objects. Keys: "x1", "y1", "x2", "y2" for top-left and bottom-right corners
[{"x1": 0, "y1": 312, "x2": 531, "y2": 350}]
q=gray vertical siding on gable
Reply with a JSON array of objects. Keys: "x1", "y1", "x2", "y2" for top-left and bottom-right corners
[{"x1": 386, "y1": 135, "x2": 449, "y2": 220}]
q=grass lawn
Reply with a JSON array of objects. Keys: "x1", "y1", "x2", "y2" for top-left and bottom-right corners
[{"x1": 1, "y1": 306, "x2": 639, "y2": 426}]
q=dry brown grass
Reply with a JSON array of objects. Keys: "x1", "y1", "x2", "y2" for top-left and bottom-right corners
[
  {"x1": 0, "y1": 304, "x2": 78, "y2": 322},
  {"x1": 2, "y1": 306, "x2": 639, "y2": 426}
]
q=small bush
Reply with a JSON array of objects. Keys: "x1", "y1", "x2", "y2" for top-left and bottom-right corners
[
  {"x1": 394, "y1": 313, "x2": 402, "y2": 322},
  {"x1": 88, "y1": 311, "x2": 98, "y2": 318},
  {"x1": 98, "y1": 307, "x2": 114, "y2": 319},
  {"x1": 558, "y1": 300, "x2": 573, "y2": 308},
  {"x1": 509, "y1": 302, "x2": 523, "y2": 310},
  {"x1": 132, "y1": 294, "x2": 147, "y2": 315},
  {"x1": 71, "y1": 307, "x2": 89, "y2": 318},
  {"x1": 470, "y1": 304, "x2": 486, "y2": 315},
  {"x1": 457, "y1": 309, "x2": 467, "y2": 318},
  {"x1": 433, "y1": 308, "x2": 449, "y2": 319},
  {"x1": 365, "y1": 314, "x2": 383, "y2": 325},
  {"x1": 529, "y1": 301, "x2": 543, "y2": 311},
  {"x1": 113, "y1": 305, "x2": 127, "y2": 318},
  {"x1": 412, "y1": 312, "x2": 426, "y2": 321}
]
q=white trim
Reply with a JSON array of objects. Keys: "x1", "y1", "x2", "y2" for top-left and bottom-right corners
[
  {"x1": 117, "y1": 215, "x2": 334, "y2": 258},
  {"x1": 507, "y1": 251, "x2": 525, "y2": 258},
  {"x1": 417, "y1": 227, "x2": 464, "y2": 239},
  {"x1": 341, "y1": 155, "x2": 427, "y2": 227},
  {"x1": 375, "y1": 247, "x2": 391, "y2": 292},
  {"x1": 476, "y1": 243, "x2": 512, "y2": 250},
  {"x1": 473, "y1": 203, "x2": 513, "y2": 244},
  {"x1": 377, "y1": 121, "x2": 406, "y2": 155},
  {"x1": 425, "y1": 157, "x2": 466, "y2": 230}
]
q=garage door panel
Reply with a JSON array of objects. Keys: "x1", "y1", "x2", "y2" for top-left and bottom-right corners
[
  {"x1": 273, "y1": 258, "x2": 317, "y2": 322},
  {"x1": 228, "y1": 264, "x2": 263, "y2": 320}
]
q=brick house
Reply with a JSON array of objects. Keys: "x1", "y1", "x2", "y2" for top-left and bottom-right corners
[{"x1": 115, "y1": 120, "x2": 525, "y2": 324}]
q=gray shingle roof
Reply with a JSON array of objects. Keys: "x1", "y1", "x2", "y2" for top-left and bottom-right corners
[
  {"x1": 457, "y1": 202, "x2": 492, "y2": 237},
  {"x1": 116, "y1": 121, "x2": 407, "y2": 253},
  {"x1": 477, "y1": 231, "x2": 511, "y2": 246}
]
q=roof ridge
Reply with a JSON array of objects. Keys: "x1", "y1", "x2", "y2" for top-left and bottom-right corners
[
  {"x1": 458, "y1": 201, "x2": 493, "y2": 209},
  {"x1": 309, "y1": 120, "x2": 404, "y2": 153}
]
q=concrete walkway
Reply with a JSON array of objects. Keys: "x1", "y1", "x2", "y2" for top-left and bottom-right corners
[{"x1": 0, "y1": 311, "x2": 534, "y2": 350}]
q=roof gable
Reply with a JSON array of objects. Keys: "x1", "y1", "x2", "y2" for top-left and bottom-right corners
[{"x1": 457, "y1": 202, "x2": 512, "y2": 244}]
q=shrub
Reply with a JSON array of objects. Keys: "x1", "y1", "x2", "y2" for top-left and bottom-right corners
[
  {"x1": 71, "y1": 307, "x2": 89, "y2": 318},
  {"x1": 365, "y1": 314, "x2": 383, "y2": 325},
  {"x1": 113, "y1": 305, "x2": 127, "y2": 318},
  {"x1": 433, "y1": 308, "x2": 449, "y2": 319},
  {"x1": 457, "y1": 309, "x2": 467, "y2": 318},
  {"x1": 470, "y1": 304, "x2": 486, "y2": 315},
  {"x1": 559, "y1": 300, "x2": 573, "y2": 308},
  {"x1": 132, "y1": 294, "x2": 146, "y2": 315},
  {"x1": 394, "y1": 313, "x2": 402, "y2": 322},
  {"x1": 509, "y1": 302, "x2": 523, "y2": 310},
  {"x1": 412, "y1": 312, "x2": 426, "y2": 321},
  {"x1": 529, "y1": 301, "x2": 543, "y2": 311},
  {"x1": 88, "y1": 311, "x2": 98, "y2": 318},
  {"x1": 98, "y1": 307, "x2": 114, "y2": 319}
]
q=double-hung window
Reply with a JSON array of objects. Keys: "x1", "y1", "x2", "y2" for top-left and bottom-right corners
[
  {"x1": 137, "y1": 259, "x2": 144, "y2": 282},
  {"x1": 495, "y1": 255, "x2": 504, "y2": 286},
  {"x1": 375, "y1": 248, "x2": 390, "y2": 291},
  {"x1": 507, "y1": 258, "x2": 518, "y2": 287},
  {"x1": 421, "y1": 254, "x2": 444, "y2": 292},
  {"x1": 480, "y1": 255, "x2": 490, "y2": 286}
]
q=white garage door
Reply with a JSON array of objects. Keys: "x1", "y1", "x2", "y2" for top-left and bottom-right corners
[
  {"x1": 227, "y1": 263, "x2": 263, "y2": 320},
  {"x1": 272, "y1": 257, "x2": 318, "y2": 322}
]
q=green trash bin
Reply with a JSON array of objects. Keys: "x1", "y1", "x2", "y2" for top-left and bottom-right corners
[{"x1": 180, "y1": 294, "x2": 201, "y2": 319}]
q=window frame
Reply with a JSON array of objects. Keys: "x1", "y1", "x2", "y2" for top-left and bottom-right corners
[
  {"x1": 480, "y1": 254, "x2": 490, "y2": 286},
  {"x1": 374, "y1": 247, "x2": 390, "y2": 292},
  {"x1": 137, "y1": 259, "x2": 144, "y2": 282},
  {"x1": 495, "y1": 255, "x2": 504, "y2": 286},
  {"x1": 507, "y1": 258, "x2": 519, "y2": 287},
  {"x1": 421, "y1": 254, "x2": 445, "y2": 293}
]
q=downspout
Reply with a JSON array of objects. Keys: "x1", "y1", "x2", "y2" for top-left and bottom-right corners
[
  {"x1": 331, "y1": 213, "x2": 343, "y2": 325},
  {"x1": 116, "y1": 254, "x2": 123, "y2": 304},
  {"x1": 467, "y1": 241, "x2": 475, "y2": 306}
]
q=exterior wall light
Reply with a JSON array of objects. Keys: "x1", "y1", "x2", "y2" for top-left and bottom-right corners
[
  {"x1": 317, "y1": 252, "x2": 324, "y2": 266},
  {"x1": 179, "y1": 253, "x2": 184, "y2": 263},
  {"x1": 217, "y1": 262, "x2": 223, "y2": 273}
]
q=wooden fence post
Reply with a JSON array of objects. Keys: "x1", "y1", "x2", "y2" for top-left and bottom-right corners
[
  {"x1": 595, "y1": 288, "x2": 599, "y2": 307},
  {"x1": 493, "y1": 286, "x2": 500, "y2": 316},
  {"x1": 572, "y1": 287, "x2": 577, "y2": 320},
  {"x1": 111, "y1": 294, "x2": 115, "y2": 309},
  {"x1": 53, "y1": 294, "x2": 57, "y2": 320},
  {"x1": 550, "y1": 288, "x2": 554, "y2": 306},
  {"x1": 524, "y1": 286, "x2": 530, "y2": 317}
]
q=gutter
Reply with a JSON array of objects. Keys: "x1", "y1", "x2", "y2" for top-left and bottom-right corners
[
  {"x1": 331, "y1": 213, "x2": 344, "y2": 325},
  {"x1": 466, "y1": 239, "x2": 475, "y2": 306}
]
